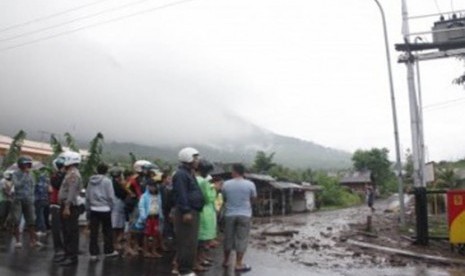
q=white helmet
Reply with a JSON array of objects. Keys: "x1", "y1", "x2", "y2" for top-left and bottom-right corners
[
  {"x1": 178, "y1": 147, "x2": 200, "y2": 163},
  {"x1": 3, "y1": 170, "x2": 14, "y2": 180},
  {"x1": 61, "y1": 151, "x2": 82, "y2": 166},
  {"x1": 133, "y1": 160, "x2": 152, "y2": 173}
]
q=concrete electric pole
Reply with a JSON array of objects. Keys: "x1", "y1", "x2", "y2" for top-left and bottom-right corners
[{"x1": 401, "y1": 0, "x2": 428, "y2": 245}]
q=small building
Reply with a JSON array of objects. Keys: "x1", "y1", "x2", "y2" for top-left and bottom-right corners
[
  {"x1": 0, "y1": 134, "x2": 88, "y2": 163},
  {"x1": 340, "y1": 170, "x2": 372, "y2": 193},
  {"x1": 295, "y1": 182, "x2": 322, "y2": 212},
  {"x1": 245, "y1": 173, "x2": 320, "y2": 217}
]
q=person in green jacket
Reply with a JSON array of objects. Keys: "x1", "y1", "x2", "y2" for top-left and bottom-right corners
[{"x1": 195, "y1": 159, "x2": 216, "y2": 271}]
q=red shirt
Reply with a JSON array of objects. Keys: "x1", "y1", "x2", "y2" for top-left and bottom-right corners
[{"x1": 127, "y1": 176, "x2": 142, "y2": 199}]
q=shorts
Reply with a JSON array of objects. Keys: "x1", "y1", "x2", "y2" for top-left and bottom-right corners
[
  {"x1": 144, "y1": 216, "x2": 160, "y2": 237},
  {"x1": 11, "y1": 199, "x2": 35, "y2": 226},
  {"x1": 112, "y1": 198, "x2": 126, "y2": 229},
  {"x1": 128, "y1": 206, "x2": 143, "y2": 232},
  {"x1": 223, "y1": 216, "x2": 251, "y2": 253}
]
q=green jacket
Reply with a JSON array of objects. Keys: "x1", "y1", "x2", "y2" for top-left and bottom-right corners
[{"x1": 197, "y1": 176, "x2": 217, "y2": 241}]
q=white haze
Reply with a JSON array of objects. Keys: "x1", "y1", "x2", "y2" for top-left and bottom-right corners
[{"x1": 1, "y1": 0, "x2": 465, "y2": 161}]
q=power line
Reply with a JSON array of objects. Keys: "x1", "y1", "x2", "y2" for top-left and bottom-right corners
[
  {"x1": 0, "y1": 0, "x2": 154, "y2": 43},
  {"x1": 433, "y1": 0, "x2": 442, "y2": 15},
  {"x1": 0, "y1": 0, "x2": 196, "y2": 53},
  {"x1": 423, "y1": 97, "x2": 465, "y2": 111},
  {"x1": 0, "y1": 0, "x2": 113, "y2": 34}
]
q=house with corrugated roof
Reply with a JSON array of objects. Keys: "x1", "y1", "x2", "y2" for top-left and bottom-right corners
[
  {"x1": 339, "y1": 170, "x2": 372, "y2": 193},
  {"x1": 0, "y1": 134, "x2": 88, "y2": 162}
]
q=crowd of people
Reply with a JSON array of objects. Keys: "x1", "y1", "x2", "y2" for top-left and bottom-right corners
[{"x1": 0, "y1": 147, "x2": 257, "y2": 276}]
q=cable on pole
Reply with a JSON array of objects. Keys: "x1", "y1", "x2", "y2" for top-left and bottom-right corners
[
  {"x1": 433, "y1": 0, "x2": 442, "y2": 15},
  {"x1": 0, "y1": 0, "x2": 154, "y2": 43},
  {"x1": 0, "y1": 0, "x2": 113, "y2": 34},
  {"x1": 0, "y1": 0, "x2": 196, "y2": 53}
]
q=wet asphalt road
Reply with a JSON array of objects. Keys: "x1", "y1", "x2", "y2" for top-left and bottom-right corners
[
  {"x1": 0, "y1": 231, "x2": 318, "y2": 276},
  {"x1": 0, "y1": 232, "x2": 462, "y2": 276}
]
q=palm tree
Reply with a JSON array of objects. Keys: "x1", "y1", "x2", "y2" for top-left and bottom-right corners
[
  {"x1": 64, "y1": 132, "x2": 79, "y2": 152},
  {"x1": 81, "y1": 132, "x2": 104, "y2": 185},
  {"x1": 436, "y1": 167, "x2": 458, "y2": 189},
  {"x1": 50, "y1": 134, "x2": 64, "y2": 160},
  {"x1": 2, "y1": 130, "x2": 26, "y2": 169}
]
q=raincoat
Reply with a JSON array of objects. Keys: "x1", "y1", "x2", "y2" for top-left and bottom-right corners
[{"x1": 197, "y1": 176, "x2": 217, "y2": 241}]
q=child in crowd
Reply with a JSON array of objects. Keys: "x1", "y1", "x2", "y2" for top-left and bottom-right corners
[{"x1": 137, "y1": 179, "x2": 163, "y2": 258}]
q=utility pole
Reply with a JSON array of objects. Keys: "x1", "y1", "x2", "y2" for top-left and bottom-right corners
[
  {"x1": 401, "y1": 0, "x2": 428, "y2": 245},
  {"x1": 372, "y1": 0, "x2": 405, "y2": 225}
]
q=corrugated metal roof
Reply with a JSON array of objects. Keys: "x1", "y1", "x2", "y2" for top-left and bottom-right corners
[
  {"x1": 245, "y1": 173, "x2": 276, "y2": 182},
  {"x1": 270, "y1": 181, "x2": 303, "y2": 190},
  {"x1": 0, "y1": 134, "x2": 89, "y2": 157},
  {"x1": 340, "y1": 171, "x2": 372, "y2": 184}
]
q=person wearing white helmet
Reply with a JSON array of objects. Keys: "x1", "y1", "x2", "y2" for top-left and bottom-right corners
[
  {"x1": 57, "y1": 151, "x2": 83, "y2": 266},
  {"x1": 128, "y1": 160, "x2": 152, "y2": 199},
  {"x1": 125, "y1": 160, "x2": 154, "y2": 256},
  {"x1": 172, "y1": 147, "x2": 205, "y2": 276}
]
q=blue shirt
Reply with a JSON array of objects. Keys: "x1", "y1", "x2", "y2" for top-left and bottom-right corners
[
  {"x1": 222, "y1": 178, "x2": 257, "y2": 217},
  {"x1": 35, "y1": 175, "x2": 49, "y2": 202},
  {"x1": 12, "y1": 170, "x2": 35, "y2": 201}
]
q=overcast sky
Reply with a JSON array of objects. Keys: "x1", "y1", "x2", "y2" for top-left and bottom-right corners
[{"x1": 1, "y1": 0, "x2": 465, "y2": 161}]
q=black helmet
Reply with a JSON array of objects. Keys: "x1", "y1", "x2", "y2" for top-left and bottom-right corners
[
  {"x1": 17, "y1": 156, "x2": 33, "y2": 168},
  {"x1": 197, "y1": 159, "x2": 213, "y2": 177}
]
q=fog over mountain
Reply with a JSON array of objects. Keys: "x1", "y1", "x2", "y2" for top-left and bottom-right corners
[{"x1": 2, "y1": 111, "x2": 351, "y2": 169}]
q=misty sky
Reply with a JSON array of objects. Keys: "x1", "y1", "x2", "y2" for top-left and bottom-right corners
[{"x1": 1, "y1": 0, "x2": 465, "y2": 161}]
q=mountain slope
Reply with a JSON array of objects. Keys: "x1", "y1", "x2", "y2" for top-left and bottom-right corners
[{"x1": 103, "y1": 131, "x2": 351, "y2": 170}]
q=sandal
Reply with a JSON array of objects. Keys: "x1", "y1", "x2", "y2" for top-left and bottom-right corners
[
  {"x1": 235, "y1": 264, "x2": 252, "y2": 273},
  {"x1": 201, "y1": 260, "x2": 213, "y2": 266}
]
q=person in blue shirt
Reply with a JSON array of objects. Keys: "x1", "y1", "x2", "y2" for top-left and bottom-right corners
[{"x1": 222, "y1": 163, "x2": 257, "y2": 273}]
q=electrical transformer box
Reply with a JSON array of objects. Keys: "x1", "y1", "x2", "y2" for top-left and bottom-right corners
[{"x1": 432, "y1": 17, "x2": 465, "y2": 45}]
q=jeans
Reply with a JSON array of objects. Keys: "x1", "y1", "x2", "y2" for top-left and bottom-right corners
[
  {"x1": 50, "y1": 206, "x2": 64, "y2": 254},
  {"x1": 174, "y1": 210, "x2": 199, "y2": 274},
  {"x1": 0, "y1": 201, "x2": 11, "y2": 227},
  {"x1": 11, "y1": 199, "x2": 35, "y2": 226},
  {"x1": 89, "y1": 211, "x2": 114, "y2": 255},
  {"x1": 62, "y1": 205, "x2": 79, "y2": 261},
  {"x1": 35, "y1": 200, "x2": 48, "y2": 232}
]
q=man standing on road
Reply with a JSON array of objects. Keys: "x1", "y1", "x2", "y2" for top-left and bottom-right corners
[
  {"x1": 86, "y1": 163, "x2": 118, "y2": 260},
  {"x1": 222, "y1": 163, "x2": 256, "y2": 273},
  {"x1": 57, "y1": 151, "x2": 83, "y2": 266},
  {"x1": 11, "y1": 156, "x2": 40, "y2": 248},
  {"x1": 50, "y1": 157, "x2": 66, "y2": 262},
  {"x1": 172, "y1": 147, "x2": 205, "y2": 276}
]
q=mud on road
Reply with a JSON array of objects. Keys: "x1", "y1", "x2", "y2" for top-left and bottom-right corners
[{"x1": 249, "y1": 200, "x2": 465, "y2": 275}]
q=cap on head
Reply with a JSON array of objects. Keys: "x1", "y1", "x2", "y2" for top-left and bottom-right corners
[
  {"x1": 52, "y1": 156, "x2": 66, "y2": 170},
  {"x1": 197, "y1": 159, "x2": 213, "y2": 176},
  {"x1": 178, "y1": 147, "x2": 199, "y2": 163},
  {"x1": 17, "y1": 156, "x2": 33, "y2": 169}
]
